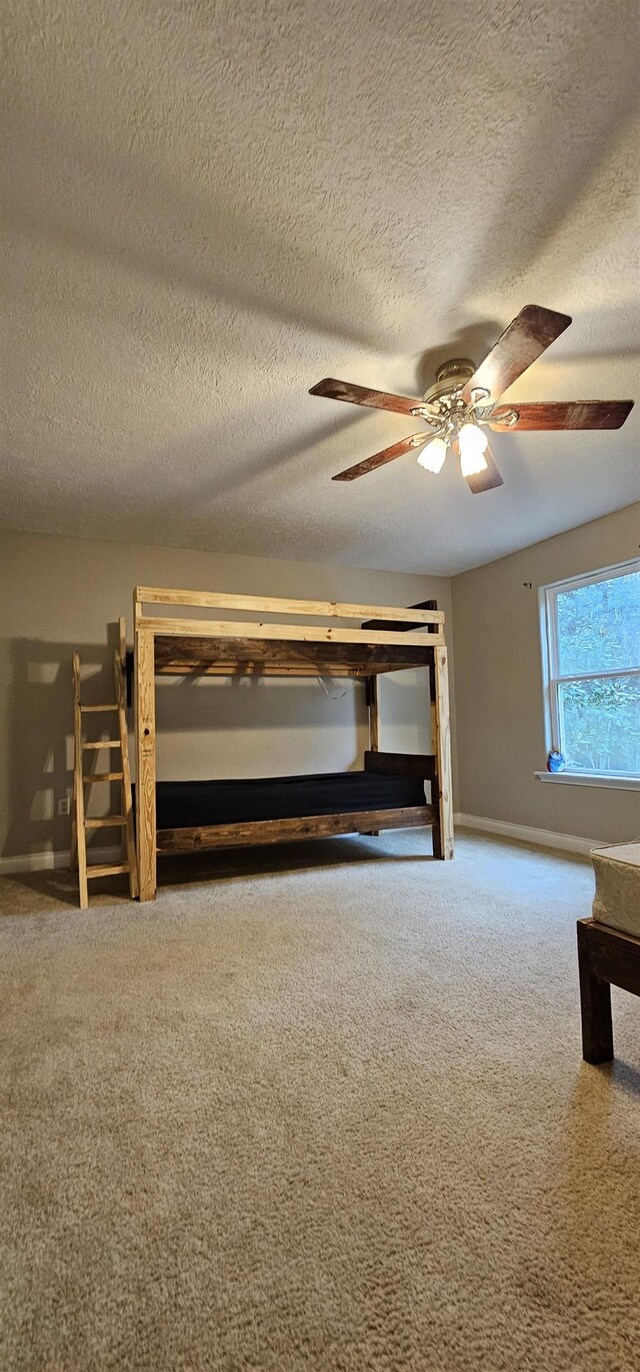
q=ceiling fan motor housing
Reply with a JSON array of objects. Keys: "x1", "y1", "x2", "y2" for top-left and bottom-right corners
[
  {"x1": 415, "y1": 358, "x2": 484, "y2": 434},
  {"x1": 422, "y1": 358, "x2": 475, "y2": 405}
]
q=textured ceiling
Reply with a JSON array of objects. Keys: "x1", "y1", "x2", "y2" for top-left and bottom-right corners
[{"x1": 2, "y1": 0, "x2": 639, "y2": 575}]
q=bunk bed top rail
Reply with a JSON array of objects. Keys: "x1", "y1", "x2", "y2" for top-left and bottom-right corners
[
  {"x1": 135, "y1": 586, "x2": 444, "y2": 626},
  {"x1": 134, "y1": 586, "x2": 445, "y2": 676}
]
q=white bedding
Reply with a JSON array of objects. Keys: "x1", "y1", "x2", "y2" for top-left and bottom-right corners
[{"x1": 591, "y1": 843, "x2": 640, "y2": 939}]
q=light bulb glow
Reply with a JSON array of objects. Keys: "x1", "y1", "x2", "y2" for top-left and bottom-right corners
[
  {"x1": 458, "y1": 423, "x2": 488, "y2": 477},
  {"x1": 417, "y1": 436, "x2": 447, "y2": 474}
]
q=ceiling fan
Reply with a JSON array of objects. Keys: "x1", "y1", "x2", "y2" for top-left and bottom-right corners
[{"x1": 309, "y1": 305, "x2": 634, "y2": 493}]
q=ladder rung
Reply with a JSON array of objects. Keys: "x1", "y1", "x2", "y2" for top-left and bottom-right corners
[
  {"x1": 82, "y1": 740, "x2": 121, "y2": 749},
  {"x1": 81, "y1": 773, "x2": 122, "y2": 784},
  {"x1": 81, "y1": 703, "x2": 118, "y2": 712},
  {"x1": 83, "y1": 772, "x2": 124, "y2": 782},
  {"x1": 85, "y1": 816, "x2": 127, "y2": 828},
  {"x1": 87, "y1": 863, "x2": 130, "y2": 879}
]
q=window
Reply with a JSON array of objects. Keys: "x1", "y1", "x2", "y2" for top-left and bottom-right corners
[{"x1": 540, "y1": 560, "x2": 640, "y2": 781}]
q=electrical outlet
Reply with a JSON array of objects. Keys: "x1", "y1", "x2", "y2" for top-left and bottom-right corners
[{"x1": 58, "y1": 797, "x2": 70, "y2": 817}]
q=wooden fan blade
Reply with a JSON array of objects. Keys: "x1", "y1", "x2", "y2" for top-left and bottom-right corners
[
  {"x1": 310, "y1": 377, "x2": 421, "y2": 416},
  {"x1": 332, "y1": 434, "x2": 427, "y2": 481},
  {"x1": 489, "y1": 399, "x2": 634, "y2": 431},
  {"x1": 452, "y1": 438, "x2": 504, "y2": 494},
  {"x1": 462, "y1": 305, "x2": 572, "y2": 404}
]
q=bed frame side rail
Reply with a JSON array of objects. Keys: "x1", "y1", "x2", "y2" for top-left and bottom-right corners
[{"x1": 156, "y1": 804, "x2": 435, "y2": 854}]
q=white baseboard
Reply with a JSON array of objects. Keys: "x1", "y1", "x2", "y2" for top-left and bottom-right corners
[
  {"x1": 454, "y1": 812, "x2": 604, "y2": 857},
  {"x1": 0, "y1": 845, "x2": 122, "y2": 876}
]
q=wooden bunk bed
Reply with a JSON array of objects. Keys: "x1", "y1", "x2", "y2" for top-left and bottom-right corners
[{"x1": 132, "y1": 586, "x2": 454, "y2": 901}]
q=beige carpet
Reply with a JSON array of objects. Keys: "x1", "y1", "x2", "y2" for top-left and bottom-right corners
[{"x1": 1, "y1": 832, "x2": 639, "y2": 1372}]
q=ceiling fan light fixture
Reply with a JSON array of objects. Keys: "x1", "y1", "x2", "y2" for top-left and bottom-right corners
[
  {"x1": 417, "y1": 436, "x2": 447, "y2": 474},
  {"x1": 458, "y1": 422, "x2": 489, "y2": 477},
  {"x1": 310, "y1": 306, "x2": 634, "y2": 488}
]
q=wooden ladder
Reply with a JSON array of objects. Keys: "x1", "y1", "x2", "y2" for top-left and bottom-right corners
[{"x1": 71, "y1": 618, "x2": 138, "y2": 907}]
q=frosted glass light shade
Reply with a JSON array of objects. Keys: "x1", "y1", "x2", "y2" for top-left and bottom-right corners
[
  {"x1": 458, "y1": 423, "x2": 488, "y2": 477},
  {"x1": 417, "y1": 437, "x2": 447, "y2": 474}
]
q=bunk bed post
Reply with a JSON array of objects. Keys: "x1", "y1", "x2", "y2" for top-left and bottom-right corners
[
  {"x1": 116, "y1": 617, "x2": 139, "y2": 900},
  {"x1": 366, "y1": 675, "x2": 379, "y2": 751},
  {"x1": 134, "y1": 593, "x2": 157, "y2": 901},
  {"x1": 365, "y1": 674, "x2": 380, "y2": 836},
  {"x1": 426, "y1": 601, "x2": 442, "y2": 860},
  {"x1": 433, "y1": 646, "x2": 454, "y2": 860}
]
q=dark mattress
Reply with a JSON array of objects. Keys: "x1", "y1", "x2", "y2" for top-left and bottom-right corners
[{"x1": 140, "y1": 770, "x2": 427, "y2": 830}]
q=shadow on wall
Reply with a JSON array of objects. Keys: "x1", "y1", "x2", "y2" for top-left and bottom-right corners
[
  {"x1": 4, "y1": 631, "x2": 427, "y2": 863},
  {"x1": 5, "y1": 630, "x2": 119, "y2": 864}
]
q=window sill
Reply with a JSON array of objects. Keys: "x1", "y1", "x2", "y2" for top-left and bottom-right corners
[{"x1": 534, "y1": 771, "x2": 640, "y2": 791}]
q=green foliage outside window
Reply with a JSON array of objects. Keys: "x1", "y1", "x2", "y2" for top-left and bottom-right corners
[{"x1": 553, "y1": 569, "x2": 639, "y2": 775}]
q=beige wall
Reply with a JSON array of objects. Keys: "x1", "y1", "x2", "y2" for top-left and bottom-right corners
[
  {"x1": 451, "y1": 504, "x2": 640, "y2": 845},
  {"x1": 0, "y1": 530, "x2": 454, "y2": 864}
]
